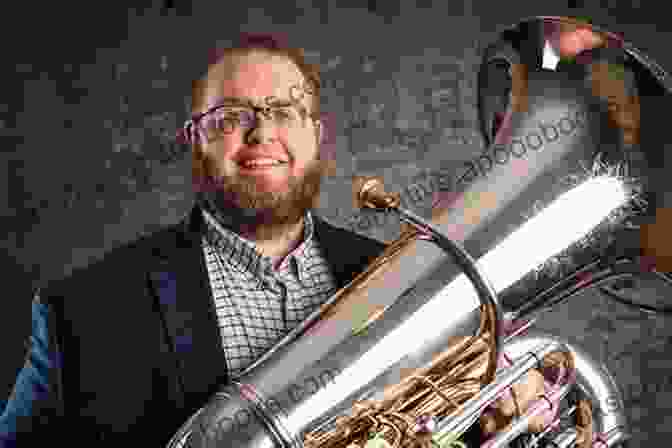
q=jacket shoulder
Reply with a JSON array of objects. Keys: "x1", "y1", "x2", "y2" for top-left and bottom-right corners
[{"x1": 36, "y1": 222, "x2": 184, "y2": 304}]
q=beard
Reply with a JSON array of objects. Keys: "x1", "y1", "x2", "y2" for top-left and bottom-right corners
[{"x1": 195, "y1": 155, "x2": 327, "y2": 242}]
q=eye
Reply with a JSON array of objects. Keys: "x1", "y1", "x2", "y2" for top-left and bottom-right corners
[
  {"x1": 223, "y1": 110, "x2": 246, "y2": 120},
  {"x1": 201, "y1": 112, "x2": 239, "y2": 135},
  {"x1": 214, "y1": 110, "x2": 253, "y2": 127},
  {"x1": 213, "y1": 115, "x2": 236, "y2": 130},
  {"x1": 273, "y1": 108, "x2": 297, "y2": 121}
]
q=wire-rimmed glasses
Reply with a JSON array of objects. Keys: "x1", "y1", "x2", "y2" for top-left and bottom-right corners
[{"x1": 182, "y1": 101, "x2": 314, "y2": 145}]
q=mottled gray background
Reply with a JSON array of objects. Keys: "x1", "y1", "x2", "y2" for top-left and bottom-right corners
[{"x1": 2, "y1": 0, "x2": 671, "y2": 445}]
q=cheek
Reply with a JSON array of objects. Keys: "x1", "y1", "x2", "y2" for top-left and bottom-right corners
[
  {"x1": 295, "y1": 153, "x2": 321, "y2": 178},
  {"x1": 281, "y1": 129, "x2": 319, "y2": 165},
  {"x1": 201, "y1": 137, "x2": 241, "y2": 162}
]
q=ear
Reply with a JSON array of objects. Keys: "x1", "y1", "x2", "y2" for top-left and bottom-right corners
[
  {"x1": 314, "y1": 119, "x2": 324, "y2": 144},
  {"x1": 314, "y1": 119, "x2": 337, "y2": 175}
]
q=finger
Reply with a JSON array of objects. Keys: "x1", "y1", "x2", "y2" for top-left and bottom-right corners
[
  {"x1": 527, "y1": 414, "x2": 547, "y2": 433},
  {"x1": 496, "y1": 370, "x2": 546, "y2": 417},
  {"x1": 519, "y1": 371, "x2": 556, "y2": 433},
  {"x1": 481, "y1": 405, "x2": 549, "y2": 436},
  {"x1": 575, "y1": 400, "x2": 594, "y2": 448},
  {"x1": 481, "y1": 369, "x2": 549, "y2": 435},
  {"x1": 479, "y1": 409, "x2": 509, "y2": 436}
]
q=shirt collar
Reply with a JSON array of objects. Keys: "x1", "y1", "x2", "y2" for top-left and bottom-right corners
[{"x1": 199, "y1": 200, "x2": 315, "y2": 281}]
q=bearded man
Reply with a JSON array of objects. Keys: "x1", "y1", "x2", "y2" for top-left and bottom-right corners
[{"x1": 0, "y1": 34, "x2": 546, "y2": 447}]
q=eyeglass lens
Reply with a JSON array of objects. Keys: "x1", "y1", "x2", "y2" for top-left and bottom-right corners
[{"x1": 192, "y1": 106, "x2": 303, "y2": 142}]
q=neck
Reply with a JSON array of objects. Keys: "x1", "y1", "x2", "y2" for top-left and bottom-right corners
[
  {"x1": 200, "y1": 197, "x2": 307, "y2": 262},
  {"x1": 240, "y1": 217, "x2": 306, "y2": 261}
]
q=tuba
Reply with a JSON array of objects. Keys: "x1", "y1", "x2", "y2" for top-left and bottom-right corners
[{"x1": 168, "y1": 17, "x2": 670, "y2": 447}]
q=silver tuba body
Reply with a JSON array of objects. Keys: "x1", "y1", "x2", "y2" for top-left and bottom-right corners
[{"x1": 167, "y1": 16, "x2": 672, "y2": 448}]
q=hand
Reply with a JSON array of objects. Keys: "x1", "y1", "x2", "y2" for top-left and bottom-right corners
[
  {"x1": 479, "y1": 368, "x2": 552, "y2": 436},
  {"x1": 548, "y1": 20, "x2": 605, "y2": 60},
  {"x1": 547, "y1": 20, "x2": 640, "y2": 147}
]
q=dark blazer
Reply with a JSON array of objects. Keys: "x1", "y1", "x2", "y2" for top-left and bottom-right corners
[{"x1": 1, "y1": 205, "x2": 386, "y2": 447}]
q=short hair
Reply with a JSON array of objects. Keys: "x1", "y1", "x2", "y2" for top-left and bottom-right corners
[{"x1": 191, "y1": 33, "x2": 322, "y2": 119}]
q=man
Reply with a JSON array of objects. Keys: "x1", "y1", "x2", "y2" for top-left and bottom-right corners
[{"x1": 0, "y1": 34, "x2": 546, "y2": 447}]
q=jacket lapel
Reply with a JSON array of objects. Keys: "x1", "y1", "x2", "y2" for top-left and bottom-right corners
[
  {"x1": 147, "y1": 206, "x2": 228, "y2": 409},
  {"x1": 312, "y1": 215, "x2": 387, "y2": 289}
]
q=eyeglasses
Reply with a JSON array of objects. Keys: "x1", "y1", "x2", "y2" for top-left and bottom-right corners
[{"x1": 182, "y1": 102, "x2": 313, "y2": 145}]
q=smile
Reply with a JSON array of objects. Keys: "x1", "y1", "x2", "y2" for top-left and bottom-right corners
[{"x1": 238, "y1": 159, "x2": 288, "y2": 170}]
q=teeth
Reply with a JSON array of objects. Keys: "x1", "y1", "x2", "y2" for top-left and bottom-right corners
[{"x1": 240, "y1": 158, "x2": 285, "y2": 168}]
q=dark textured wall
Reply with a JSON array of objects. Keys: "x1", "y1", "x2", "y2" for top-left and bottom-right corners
[{"x1": 2, "y1": 0, "x2": 671, "y2": 445}]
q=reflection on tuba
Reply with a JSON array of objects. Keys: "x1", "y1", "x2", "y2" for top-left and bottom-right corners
[{"x1": 166, "y1": 16, "x2": 671, "y2": 448}]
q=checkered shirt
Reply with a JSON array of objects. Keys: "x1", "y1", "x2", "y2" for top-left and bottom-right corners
[{"x1": 199, "y1": 203, "x2": 339, "y2": 380}]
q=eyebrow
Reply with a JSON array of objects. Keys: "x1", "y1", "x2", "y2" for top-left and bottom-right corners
[
  {"x1": 205, "y1": 97, "x2": 250, "y2": 110},
  {"x1": 207, "y1": 97, "x2": 299, "y2": 110}
]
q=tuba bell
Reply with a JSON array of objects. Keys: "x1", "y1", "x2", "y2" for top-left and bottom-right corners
[{"x1": 167, "y1": 16, "x2": 671, "y2": 448}]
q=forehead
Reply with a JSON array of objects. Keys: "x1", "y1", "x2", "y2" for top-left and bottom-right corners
[{"x1": 201, "y1": 52, "x2": 307, "y2": 110}]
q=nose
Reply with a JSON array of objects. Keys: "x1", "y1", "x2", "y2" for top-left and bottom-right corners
[{"x1": 245, "y1": 115, "x2": 278, "y2": 145}]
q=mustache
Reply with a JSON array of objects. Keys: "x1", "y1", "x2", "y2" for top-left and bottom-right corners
[
  {"x1": 194, "y1": 156, "x2": 327, "y2": 205},
  {"x1": 192, "y1": 150, "x2": 327, "y2": 193}
]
